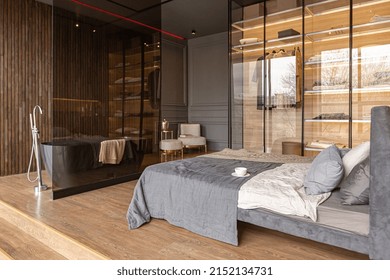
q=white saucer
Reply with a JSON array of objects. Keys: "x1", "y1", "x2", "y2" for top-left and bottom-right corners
[{"x1": 231, "y1": 172, "x2": 250, "y2": 177}]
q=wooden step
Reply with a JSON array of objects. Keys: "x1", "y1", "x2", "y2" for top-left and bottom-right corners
[
  {"x1": 0, "y1": 249, "x2": 12, "y2": 260},
  {"x1": 0, "y1": 217, "x2": 66, "y2": 260},
  {"x1": 0, "y1": 200, "x2": 109, "y2": 260}
]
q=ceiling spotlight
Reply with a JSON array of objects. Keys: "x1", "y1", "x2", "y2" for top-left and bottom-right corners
[
  {"x1": 75, "y1": 23, "x2": 79, "y2": 27},
  {"x1": 92, "y1": 29, "x2": 96, "y2": 33},
  {"x1": 191, "y1": 30, "x2": 196, "y2": 35}
]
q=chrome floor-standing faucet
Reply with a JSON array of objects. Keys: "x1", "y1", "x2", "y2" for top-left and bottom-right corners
[{"x1": 27, "y1": 105, "x2": 48, "y2": 192}]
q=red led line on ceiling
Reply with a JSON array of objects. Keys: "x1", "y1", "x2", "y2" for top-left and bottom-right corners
[{"x1": 71, "y1": 0, "x2": 185, "y2": 40}]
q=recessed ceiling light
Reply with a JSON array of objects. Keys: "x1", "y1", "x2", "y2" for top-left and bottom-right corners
[
  {"x1": 75, "y1": 23, "x2": 79, "y2": 27},
  {"x1": 93, "y1": 29, "x2": 96, "y2": 33}
]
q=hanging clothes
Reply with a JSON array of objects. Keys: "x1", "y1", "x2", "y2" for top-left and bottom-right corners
[
  {"x1": 148, "y1": 67, "x2": 161, "y2": 109},
  {"x1": 252, "y1": 55, "x2": 267, "y2": 110},
  {"x1": 295, "y1": 46, "x2": 303, "y2": 107}
]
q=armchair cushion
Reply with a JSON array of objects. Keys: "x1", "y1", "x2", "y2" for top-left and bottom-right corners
[
  {"x1": 180, "y1": 124, "x2": 201, "y2": 137},
  {"x1": 178, "y1": 123, "x2": 207, "y2": 150},
  {"x1": 179, "y1": 136, "x2": 206, "y2": 146}
]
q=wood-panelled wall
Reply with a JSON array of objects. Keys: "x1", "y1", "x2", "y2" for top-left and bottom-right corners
[
  {"x1": 0, "y1": 0, "x2": 52, "y2": 176},
  {"x1": 53, "y1": 9, "x2": 109, "y2": 137}
]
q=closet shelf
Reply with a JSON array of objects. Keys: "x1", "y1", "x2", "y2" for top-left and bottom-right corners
[
  {"x1": 305, "y1": 87, "x2": 390, "y2": 95},
  {"x1": 53, "y1": 97, "x2": 100, "y2": 103},
  {"x1": 305, "y1": 140, "x2": 347, "y2": 151},
  {"x1": 305, "y1": 58, "x2": 390, "y2": 68},
  {"x1": 304, "y1": 119, "x2": 370, "y2": 123},
  {"x1": 112, "y1": 97, "x2": 144, "y2": 101},
  {"x1": 109, "y1": 82, "x2": 147, "y2": 86},
  {"x1": 109, "y1": 115, "x2": 156, "y2": 119},
  {"x1": 232, "y1": 0, "x2": 387, "y2": 32},
  {"x1": 109, "y1": 61, "x2": 160, "y2": 71},
  {"x1": 232, "y1": 34, "x2": 301, "y2": 53},
  {"x1": 233, "y1": 20, "x2": 390, "y2": 54},
  {"x1": 305, "y1": 19, "x2": 390, "y2": 43},
  {"x1": 231, "y1": 0, "x2": 341, "y2": 31}
]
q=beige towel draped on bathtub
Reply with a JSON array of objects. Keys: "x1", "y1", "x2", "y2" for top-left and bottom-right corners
[{"x1": 98, "y1": 139, "x2": 126, "y2": 164}]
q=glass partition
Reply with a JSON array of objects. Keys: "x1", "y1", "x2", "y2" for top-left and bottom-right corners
[
  {"x1": 46, "y1": 0, "x2": 161, "y2": 198},
  {"x1": 231, "y1": 1, "x2": 265, "y2": 150},
  {"x1": 303, "y1": 0, "x2": 351, "y2": 155},
  {"x1": 264, "y1": 0, "x2": 303, "y2": 155},
  {"x1": 352, "y1": 0, "x2": 390, "y2": 146},
  {"x1": 230, "y1": 0, "x2": 390, "y2": 155},
  {"x1": 230, "y1": 0, "x2": 303, "y2": 154}
]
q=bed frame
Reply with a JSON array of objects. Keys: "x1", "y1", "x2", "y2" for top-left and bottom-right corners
[{"x1": 238, "y1": 106, "x2": 390, "y2": 259}]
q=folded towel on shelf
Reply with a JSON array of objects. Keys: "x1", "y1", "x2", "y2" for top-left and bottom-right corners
[{"x1": 99, "y1": 139, "x2": 126, "y2": 164}]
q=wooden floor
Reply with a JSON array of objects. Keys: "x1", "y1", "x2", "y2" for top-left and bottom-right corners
[{"x1": 0, "y1": 170, "x2": 368, "y2": 260}]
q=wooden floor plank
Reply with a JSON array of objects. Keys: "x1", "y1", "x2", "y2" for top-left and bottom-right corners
[
  {"x1": 0, "y1": 172, "x2": 368, "y2": 260},
  {"x1": 0, "y1": 217, "x2": 65, "y2": 260},
  {"x1": 0, "y1": 200, "x2": 109, "y2": 260}
]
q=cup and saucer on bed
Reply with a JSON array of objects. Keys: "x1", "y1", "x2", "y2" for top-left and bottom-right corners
[{"x1": 232, "y1": 167, "x2": 250, "y2": 177}]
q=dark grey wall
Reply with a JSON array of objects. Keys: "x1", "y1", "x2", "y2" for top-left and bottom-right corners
[
  {"x1": 161, "y1": 39, "x2": 187, "y2": 137},
  {"x1": 188, "y1": 32, "x2": 229, "y2": 151}
]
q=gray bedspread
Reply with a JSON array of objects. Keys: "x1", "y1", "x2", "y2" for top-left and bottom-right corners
[{"x1": 127, "y1": 157, "x2": 281, "y2": 245}]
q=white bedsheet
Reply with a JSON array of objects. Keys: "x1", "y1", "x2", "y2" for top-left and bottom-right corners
[{"x1": 238, "y1": 163, "x2": 330, "y2": 221}]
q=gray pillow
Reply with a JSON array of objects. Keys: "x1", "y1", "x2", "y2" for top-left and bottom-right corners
[
  {"x1": 304, "y1": 145, "x2": 344, "y2": 195},
  {"x1": 339, "y1": 157, "x2": 370, "y2": 205}
]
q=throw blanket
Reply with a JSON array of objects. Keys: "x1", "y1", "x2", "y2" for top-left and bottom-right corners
[
  {"x1": 127, "y1": 157, "x2": 281, "y2": 245},
  {"x1": 99, "y1": 139, "x2": 126, "y2": 164}
]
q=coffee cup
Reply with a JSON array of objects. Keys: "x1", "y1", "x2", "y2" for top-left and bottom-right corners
[{"x1": 235, "y1": 167, "x2": 247, "y2": 176}]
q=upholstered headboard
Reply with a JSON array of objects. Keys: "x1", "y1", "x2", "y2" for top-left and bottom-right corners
[{"x1": 369, "y1": 106, "x2": 390, "y2": 259}]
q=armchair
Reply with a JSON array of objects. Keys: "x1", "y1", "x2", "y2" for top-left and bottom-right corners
[{"x1": 178, "y1": 124, "x2": 207, "y2": 153}]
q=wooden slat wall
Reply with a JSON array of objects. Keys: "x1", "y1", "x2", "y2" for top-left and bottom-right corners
[
  {"x1": 53, "y1": 9, "x2": 109, "y2": 137},
  {"x1": 0, "y1": 0, "x2": 52, "y2": 176}
]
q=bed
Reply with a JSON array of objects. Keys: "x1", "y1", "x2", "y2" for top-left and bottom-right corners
[{"x1": 126, "y1": 106, "x2": 390, "y2": 259}]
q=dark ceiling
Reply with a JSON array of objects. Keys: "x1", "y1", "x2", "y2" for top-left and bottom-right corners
[
  {"x1": 162, "y1": 0, "x2": 228, "y2": 39},
  {"x1": 36, "y1": 0, "x2": 228, "y2": 40}
]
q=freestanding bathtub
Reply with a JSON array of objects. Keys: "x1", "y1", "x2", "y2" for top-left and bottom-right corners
[{"x1": 40, "y1": 137, "x2": 142, "y2": 199}]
